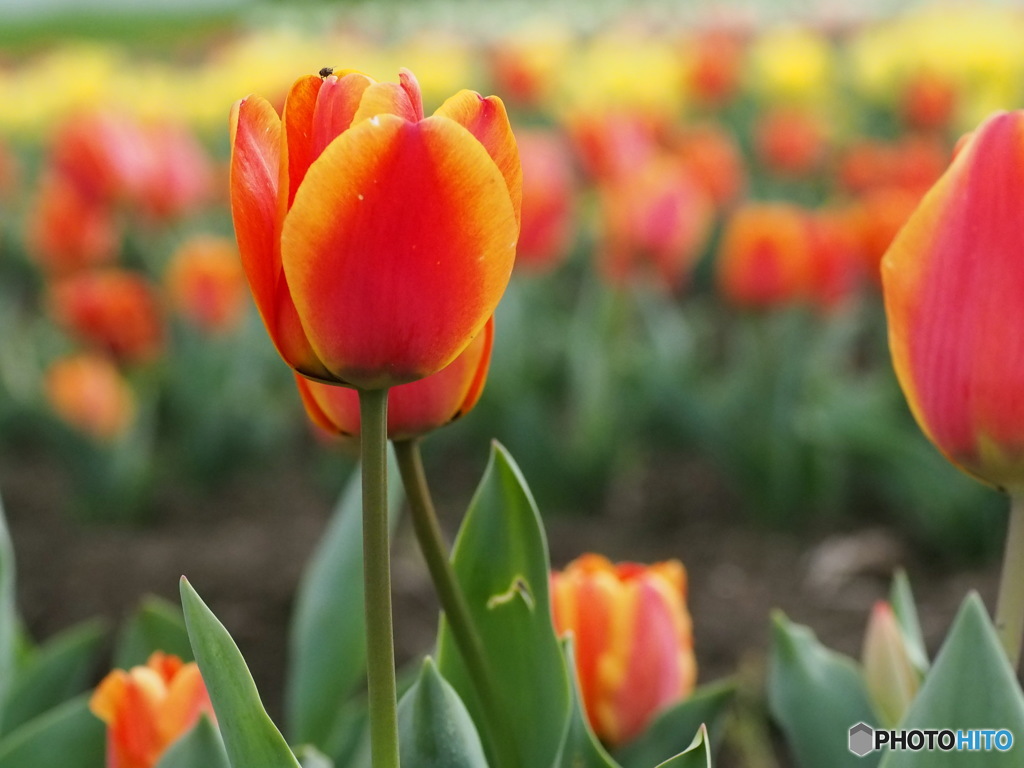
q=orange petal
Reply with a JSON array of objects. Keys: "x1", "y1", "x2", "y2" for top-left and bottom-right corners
[
  {"x1": 312, "y1": 72, "x2": 374, "y2": 158},
  {"x1": 451, "y1": 317, "x2": 494, "y2": 419},
  {"x1": 434, "y1": 91, "x2": 522, "y2": 226},
  {"x1": 352, "y1": 78, "x2": 422, "y2": 125},
  {"x1": 281, "y1": 75, "x2": 323, "y2": 210},
  {"x1": 295, "y1": 373, "x2": 357, "y2": 436},
  {"x1": 158, "y1": 663, "x2": 213, "y2": 748},
  {"x1": 280, "y1": 113, "x2": 518, "y2": 389}
]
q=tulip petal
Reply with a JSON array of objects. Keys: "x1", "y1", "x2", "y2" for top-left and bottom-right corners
[
  {"x1": 281, "y1": 75, "x2": 322, "y2": 210},
  {"x1": 352, "y1": 80, "x2": 422, "y2": 125},
  {"x1": 883, "y1": 111, "x2": 1024, "y2": 485},
  {"x1": 295, "y1": 373, "x2": 357, "y2": 436},
  {"x1": 453, "y1": 317, "x2": 494, "y2": 419},
  {"x1": 281, "y1": 113, "x2": 518, "y2": 389},
  {"x1": 434, "y1": 91, "x2": 522, "y2": 226},
  {"x1": 312, "y1": 72, "x2": 373, "y2": 158}
]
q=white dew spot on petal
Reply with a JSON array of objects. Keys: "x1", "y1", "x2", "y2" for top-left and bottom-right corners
[{"x1": 357, "y1": 194, "x2": 364, "y2": 201}]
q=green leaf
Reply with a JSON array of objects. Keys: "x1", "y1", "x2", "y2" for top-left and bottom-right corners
[
  {"x1": 286, "y1": 456, "x2": 403, "y2": 749},
  {"x1": 880, "y1": 593, "x2": 1024, "y2": 767},
  {"x1": 398, "y1": 658, "x2": 489, "y2": 768},
  {"x1": 180, "y1": 577, "x2": 301, "y2": 768},
  {"x1": 155, "y1": 715, "x2": 229, "y2": 768},
  {"x1": 616, "y1": 680, "x2": 735, "y2": 768},
  {"x1": 554, "y1": 637, "x2": 620, "y2": 768},
  {"x1": 888, "y1": 570, "x2": 928, "y2": 675},
  {"x1": 437, "y1": 442, "x2": 571, "y2": 768},
  {"x1": 0, "y1": 494, "x2": 17, "y2": 720},
  {"x1": 0, "y1": 695, "x2": 104, "y2": 768},
  {"x1": 768, "y1": 611, "x2": 879, "y2": 768},
  {"x1": 0, "y1": 619, "x2": 106, "y2": 735},
  {"x1": 114, "y1": 594, "x2": 193, "y2": 669},
  {"x1": 654, "y1": 724, "x2": 711, "y2": 768},
  {"x1": 294, "y1": 744, "x2": 335, "y2": 768}
]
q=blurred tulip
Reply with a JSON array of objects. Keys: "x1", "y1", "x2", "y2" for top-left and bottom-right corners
[
  {"x1": 839, "y1": 136, "x2": 948, "y2": 196},
  {"x1": 488, "y1": 26, "x2": 570, "y2": 109},
  {"x1": 747, "y1": 26, "x2": 834, "y2": 105},
  {"x1": 26, "y1": 171, "x2": 119, "y2": 276},
  {"x1": 838, "y1": 140, "x2": 897, "y2": 194},
  {"x1": 50, "y1": 110, "x2": 145, "y2": 205},
  {"x1": 807, "y1": 208, "x2": 865, "y2": 311},
  {"x1": 902, "y1": 69, "x2": 957, "y2": 132},
  {"x1": 515, "y1": 130, "x2": 576, "y2": 273},
  {"x1": 716, "y1": 203, "x2": 814, "y2": 308},
  {"x1": 295, "y1": 317, "x2": 493, "y2": 441},
  {"x1": 754, "y1": 107, "x2": 826, "y2": 177},
  {"x1": 231, "y1": 68, "x2": 520, "y2": 390},
  {"x1": 882, "y1": 110, "x2": 1024, "y2": 489},
  {"x1": 551, "y1": 554, "x2": 697, "y2": 747},
  {"x1": 132, "y1": 121, "x2": 214, "y2": 222},
  {"x1": 683, "y1": 29, "x2": 745, "y2": 108},
  {"x1": 165, "y1": 235, "x2": 247, "y2": 334},
  {"x1": 565, "y1": 110, "x2": 661, "y2": 181},
  {"x1": 862, "y1": 602, "x2": 921, "y2": 728},
  {"x1": 90, "y1": 652, "x2": 215, "y2": 768},
  {"x1": 673, "y1": 123, "x2": 746, "y2": 208},
  {"x1": 45, "y1": 353, "x2": 135, "y2": 442},
  {"x1": 853, "y1": 185, "x2": 922, "y2": 284},
  {"x1": 50, "y1": 269, "x2": 164, "y2": 363},
  {"x1": 597, "y1": 156, "x2": 712, "y2": 292}
]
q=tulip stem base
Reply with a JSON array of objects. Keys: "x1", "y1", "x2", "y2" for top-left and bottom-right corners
[
  {"x1": 359, "y1": 387, "x2": 400, "y2": 768},
  {"x1": 394, "y1": 438, "x2": 512, "y2": 768},
  {"x1": 996, "y1": 493, "x2": 1024, "y2": 672}
]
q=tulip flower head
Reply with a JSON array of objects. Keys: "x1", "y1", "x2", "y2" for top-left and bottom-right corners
[
  {"x1": 165, "y1": 235, "x2": 247, "y2": 334},
  {"x1": 45, "y1": 353, "x2": 136, "y2": 442},
  {"x1": 551, "y1": 554, "x2": 697, "y2": 747},
  {"x1": 296, "y1": 317, "x2": 493, "y2": 441},
  {"x1": 882, "y1": 110, "x2": 1024, "y2": 490},
  {"x1": 862, "y1": 601, "x2": 922, "y2": 728},
  {"x1": 89, "y1": 652, "x2": 215, "y2": 768},
  {"x1": 230, "y1": 67, "x2": 521, "y2": 390}
]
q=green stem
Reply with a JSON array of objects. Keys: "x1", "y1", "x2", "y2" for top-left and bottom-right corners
[
  {"x1": 359, "y1": 388, "x2": 400, "y2": 768},
  {"x1": 996, "y1": 493, "x2": 1024, "y2": 671},
  {"x1": 394, "y1": 438, "x2": 513, "y2": 768}
]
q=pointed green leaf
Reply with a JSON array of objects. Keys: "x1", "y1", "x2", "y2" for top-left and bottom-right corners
[
  {"x1": 0, "y1": 695, "x2": 103, "y2": 768},
  {"x1": 114, "y1": 595, "x2": 193, "y2": 669},
  {"x1": 437, "y1": 443, "x2": 571, "y2": 768},
  {"x1": 0, "y1": 494, "x2": 17, "y2": 718},
  {"x1": 888, "y1": 571, "x2": 928, "y2": 675},
  {"x1": 616, "y1": 680, "x2": 734, "y2": 768},
  {"x1": 768, "y1": 611, "x2": 879, "y2": 768},
  {"x1": 398, "y1": 658, "x2": 489, "y2": 768},
  {"x1": 880, "y1": 593, "x2": 1024, "y2": 767},
  {"x1": 555, "y1": 636, "x2": 620, "y2": 768},
  {"x1": 295, "y1": 744, "x2": 335, "y2": 768},
  {"x1": 654, "y1": 724, "x2": 711, "y2": 768},
  {"x1": 286, "y1": 456, "x2": 403, "y2": 749},
  {"x1": 180, "y1": 577, "x2": 301, "y2": 768},
  {"x1": 0, "y1": 618, "x2": 106, "y2": 735},
  {"x1": 155, "y1": 715, "x2": 229, "y2": 768}
]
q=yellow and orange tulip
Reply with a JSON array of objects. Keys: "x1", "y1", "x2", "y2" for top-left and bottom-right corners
[
  {"x1": 551, "y1": 554, "x2": 697, "y2": 747},
  {"x1": 295, "y1": 317, "x2": 493, "y2": 441},
  {"x1": 45, "y1": 353, "x2": 136, "y2": 442},
  {"x1": 883, "y1": 110, "x2": 1024, "y2": 490},
  {"x1": 165, "y1": 235, "x2": 247, "y2": 335},
  {"x1": 230, "y1": 67, "x2": 521, "y2": 390},
  {"x1": 89, "y1": 652, "x2": 215, "y2": 768}
]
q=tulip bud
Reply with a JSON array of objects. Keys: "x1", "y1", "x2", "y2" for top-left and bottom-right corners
[
  {"x1": 295, "y1": 318, "x2": 493, "y2": 441},
  {"x1": 862, "y1": 602, "x2": 921, "y2": 728},
  {"x1": 882, "y1": 110, "x2": 1024, "y2": 489},
  {"x1": 45, "y1": 353, "x2": 135, "y2": 442},
  {"x1": 550, "y1": 554, "x2": 697, "y2": 746},
  {"x1": 165, "y1": 235, "x2": 247, "y2": 335},
  {"x1": 89, "y1": 652, "x2": 215, "y2": 768}
]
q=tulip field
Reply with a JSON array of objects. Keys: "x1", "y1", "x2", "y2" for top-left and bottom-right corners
[{"x1": 3, "y1": 3, "x2": 1024, "y2": 768}]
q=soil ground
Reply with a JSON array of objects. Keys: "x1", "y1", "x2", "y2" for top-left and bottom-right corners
[{"x1": 1, "y1": 442, "x2": 1000, "y2": 767}]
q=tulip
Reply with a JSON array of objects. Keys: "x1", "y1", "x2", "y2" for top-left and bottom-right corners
[
  {"x1": 516, "y1": 130, "x2": 576, "y2": 273},
  {"x1": 901, "y1": 69, "x2": 957, "y2": 132},
  {"x1": 597, "y1": 156, "x2": 711, "y2": 292},
  {"x1": 881, "y1": 110, "x2": 1024, "y2": 666},
  {"x1": 565, "y1": 110, "x2": 661, "y2": 182},
  {"x1": 49, "y1": 269, "x2": 164, "y2": 363},
  {"x1": 853, "y1": 185, "x2": 923, "y2": 284},
  {"x1": 89, "y1": 652, "x2": 215, "y2": 768},
  {"x1": 862, "y1": 602, "x2": 921, "y2": 728},
  {"x1": 296, "y1": 317, "x2": 493, "y2": 441},
  {"x1": 716, "y1": 203, "x2": 814, "y2": 309},
  {"x1": 551, "y1": 554, "x2": 697, "y2": 747},
  {"x1": 165, "y1": 235, "x2": 247, "y2": 334},
  {"x1": 683, "y1": 29, "x2": 745, "y2": 108},
  {"x1": 673, "y1": 123, "x2": 746, "y2": 210},
  {"x1": 806, "y1": 208, "x2": 865, "y2": 311},
  {"x1": 45, "y1": 353, "x2": 135, "y2": 442},
  {"x1": 754, "y1": 106, "x2": 826, "y2": 177},
  {"x1": 230, "y1": 67, "x2": 520, "y2": 390}
]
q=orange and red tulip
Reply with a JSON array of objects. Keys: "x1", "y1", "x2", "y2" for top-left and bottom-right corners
[
  {"x1": 89, "y1": 652, "x2": 215, "y2": 768},
  {"x1": 684, "y1": 29, "x2": 745, "y2": 108},
  {"x1": 716, "y1": 203, "x2": 815, "y2": 309},
  {"x1": 807, "y1": 208, "x2": 865, "y2": 311},
  {"x1": 882, "y1": 110, "x2": 1024, "y2": 489},
  {"x1": 295, "y1": 317, "x2": 493, "y2": 441},
  {"x1": 853, "y1": 185, "x2": 923, "y2": 285},
  {"x1": 50, "y1": 269, "x2": 164, "y2": 364},
  {"x1": 551, "y1": 554, "x2": 697, "y2": 747},
  {"x1": 754, "y1": 107, "x2": 826, "y2": 177},
  {"x1": 673, "y1": 123, "x2": 746, "y2": 210},
  {"x1": 901, "y1": 70, "x2": 957, "y2": 132},
  {"x1": 230, "y1": 67, "x2": 520, "y2": 390},
  {"x1": 165, "y1": 235, "x2": 247, "y2": 334},
  {"x1": 45, "y1": 353, "x2": 135, "y2": 442}
]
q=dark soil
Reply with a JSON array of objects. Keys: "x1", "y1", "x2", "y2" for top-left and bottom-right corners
[{"x1": 1, "y1": 441, "x2": 1001, "y2": 767}]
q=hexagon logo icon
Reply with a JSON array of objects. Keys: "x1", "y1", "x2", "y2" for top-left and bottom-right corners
[{"x1": 849, "y1": 722, "x2": 874, "y2": 757}]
